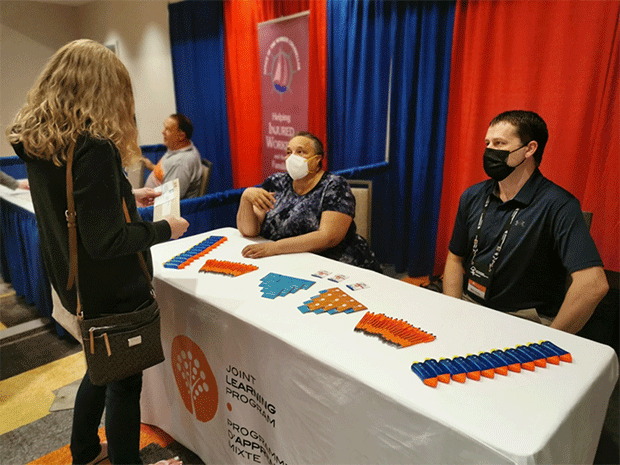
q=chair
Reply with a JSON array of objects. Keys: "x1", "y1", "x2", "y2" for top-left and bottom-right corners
[
  {"x1": 199, "y1": 159, "x2": 213, "y2": 196},
  {"x1": 346, "y1": 180, "x2": 372, "y2": 245},
  {"x1": 128, "y1": 160, "x2": 145, "y2": 188}
]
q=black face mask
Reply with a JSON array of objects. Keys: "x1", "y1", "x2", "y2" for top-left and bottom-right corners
[{"x1": 483, "y1": 145, "x2": 527, "y2": 181}]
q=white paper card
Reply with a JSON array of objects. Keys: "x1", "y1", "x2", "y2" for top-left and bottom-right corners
[{"x1": 153, "y1": 178, "x2": 180, "y2": 221}]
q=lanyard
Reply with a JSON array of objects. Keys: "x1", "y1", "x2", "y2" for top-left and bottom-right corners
[{"x1": 470, "y1": 195, "x2": 520, "y2": 275}]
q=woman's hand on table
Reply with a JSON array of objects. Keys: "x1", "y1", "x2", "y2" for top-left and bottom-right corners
[
  {"x1": 241, "y1": 242, "x2": 278, "y2": 259},
  {"x1": 242, "y1": 187, "x2": 276, "y2": 213}
]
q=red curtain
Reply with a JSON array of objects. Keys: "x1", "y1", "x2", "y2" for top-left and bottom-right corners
[
  {"x1": 224, "y1": 0, "x2": 327, "y2": 189},
  {"x1": 435, "y1": 0, "x2": 619, "y2": 274}
]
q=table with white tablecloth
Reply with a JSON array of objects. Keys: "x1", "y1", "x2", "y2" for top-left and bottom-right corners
[{"x1": 140, "y1": 227, "x2": 618, "y2": 465}]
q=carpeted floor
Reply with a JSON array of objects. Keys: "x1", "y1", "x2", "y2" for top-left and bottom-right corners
[{"x1": 0, "y1": 346, "x2": 205, "y2": 465}]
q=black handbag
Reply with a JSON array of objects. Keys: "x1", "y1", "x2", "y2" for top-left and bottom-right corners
[
  {"x1": 65, "y1": 140, "x2": 165, "y2": 386},
  {"x1": 79, "y1": 299, "x2": 164, "y2": 385}
]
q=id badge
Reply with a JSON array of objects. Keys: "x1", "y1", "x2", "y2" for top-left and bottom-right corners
[{"x1": 467, "y1": 262, "x2": 490, "y2": 300}]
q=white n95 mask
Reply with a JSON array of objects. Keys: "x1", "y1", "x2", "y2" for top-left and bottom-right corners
[{"x1": 285, "y1": 154, "x2": 310, "y2": 180}]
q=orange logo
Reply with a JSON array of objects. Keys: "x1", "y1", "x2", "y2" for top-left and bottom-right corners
[{"x1": 171, "y1": 335, "x2": 218, "y2": 422}]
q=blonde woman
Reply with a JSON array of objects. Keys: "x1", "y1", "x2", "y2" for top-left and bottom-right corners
[{"x1": 7, "y1": 40, "x2": 187, "y2": 465}]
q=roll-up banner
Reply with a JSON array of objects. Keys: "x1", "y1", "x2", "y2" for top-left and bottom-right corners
[{"x1": 258, "y1": 11, "x2": 309, "y2": 180}]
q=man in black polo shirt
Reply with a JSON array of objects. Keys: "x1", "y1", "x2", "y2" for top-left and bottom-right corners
[{"x1": 443, "y1": 110, "x2": 608, "y2": 334}]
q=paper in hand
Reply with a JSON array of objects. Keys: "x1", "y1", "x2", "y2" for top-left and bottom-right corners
[{"x1": 153, "y1": 178, "x2": 180, "y2": 221}]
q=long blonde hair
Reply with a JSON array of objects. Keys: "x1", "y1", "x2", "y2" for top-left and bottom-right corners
[{"x1": 6, "y1": 39, "x2": 140, "y2": 167}]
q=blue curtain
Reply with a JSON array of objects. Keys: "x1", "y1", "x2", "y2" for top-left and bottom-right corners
[
  {"x1": 328, "y1": 0, "x2": 455, "y2": 276},
  {"x1": 139, "y1": 187, "x2": 243, "y2": 238},
  {"x1": 168, "y1": 1, "x2": 233, "y2": 194},
  {"x1": 328, "y1": 0, "x2": 394, "y2": 171}
]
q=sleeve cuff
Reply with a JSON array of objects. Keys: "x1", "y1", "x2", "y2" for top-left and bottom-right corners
[{"x1": 153, "y1": 219, "x2": 172, "y2": 243}]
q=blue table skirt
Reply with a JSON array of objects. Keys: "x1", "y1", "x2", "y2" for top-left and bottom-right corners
[{"x1": 0, "y1": 199, "x2": 64, "y2": 335}]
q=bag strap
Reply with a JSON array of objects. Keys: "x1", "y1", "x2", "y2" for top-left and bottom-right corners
[
  {"x1": 65, "y1": 140, "x2": 78, "y2": 292},
  {"x1": 121, "y1": 200, "x2": 155, "y2": 296},
  {"x1": 65, "y1": 141, "x2": 154, "y2": 319}
]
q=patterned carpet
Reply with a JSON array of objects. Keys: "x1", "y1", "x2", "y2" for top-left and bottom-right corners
[{"x1": 0, "y1": 348, "x2": 204, "y2": 465}]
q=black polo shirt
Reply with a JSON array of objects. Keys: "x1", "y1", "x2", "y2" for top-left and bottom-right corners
[{"x1": 449, "y1": 169, "x2": 603, "y2": 317}]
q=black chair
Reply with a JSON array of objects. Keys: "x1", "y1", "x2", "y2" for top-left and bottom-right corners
[{"x1": 199, "y1": 159, "x2": 214, "y2": 196}]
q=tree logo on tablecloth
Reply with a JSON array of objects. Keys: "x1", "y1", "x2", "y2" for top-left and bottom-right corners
[{"x1": 171, "y1": 335, "x2": 218, "y2": 422}]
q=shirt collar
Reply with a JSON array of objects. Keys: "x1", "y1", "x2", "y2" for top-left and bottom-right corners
[
  {"x1": 490, "y1": 168, "x2": 543, "y2": 207},
  {"x1": 167, "y1": 141, "x2": 194, "y2": 155}
]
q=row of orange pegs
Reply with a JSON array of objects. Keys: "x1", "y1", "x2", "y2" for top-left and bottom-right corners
[
  {"x1": 199, "y1": 259, "x2": 258, "y2": 277},
  {"x1": 355, "y1": 312, "x2": 435, "y2": 348}
]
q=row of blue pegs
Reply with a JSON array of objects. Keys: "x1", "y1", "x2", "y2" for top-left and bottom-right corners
[
  {"x1": 163, "y1": 236, "x2": 226, "y2": 269},
  {"x1": 411, "y1": 341, "x2": 571, "y2": 387}
]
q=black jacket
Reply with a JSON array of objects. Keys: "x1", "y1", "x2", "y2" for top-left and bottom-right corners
[{"x1": 14, "y1": 135, "x2": 171, "y2": 317}]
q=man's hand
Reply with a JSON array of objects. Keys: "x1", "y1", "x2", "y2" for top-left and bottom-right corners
[
  {"x1": 133, "y1": 187, "x2": 161, "y2": 207},
  {"x1": 141, "y1": 157, "x2": 156, "y2": 171},
  {"x1": 241, "y1": 242, "x2": 278, "y2": 259},
  {"x1": 550, "y1": 266, "x2": 608, "y2": 334},
  {"x1": 17, "y1": 179, "x2": 29, "y2": 190}
]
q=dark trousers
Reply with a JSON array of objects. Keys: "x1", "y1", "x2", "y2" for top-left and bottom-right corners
[{"x1": 70, "y1": 371, "x2": 143, "y2": 465}]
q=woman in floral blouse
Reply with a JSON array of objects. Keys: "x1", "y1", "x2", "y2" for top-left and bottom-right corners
[{"x1": 237, "y1": 132, "x2": 381, "y2": 272}]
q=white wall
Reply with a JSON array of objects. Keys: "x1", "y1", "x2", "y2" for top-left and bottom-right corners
[
  {"x1": 1, "y1": 1, "x2": 79, "y2": 157},
  {"x1": 77, "y1": 0, "x2": 177, "y2": 147},
  {"x1": 1, "y1": 0, "x2": 177, "y2": 157}
]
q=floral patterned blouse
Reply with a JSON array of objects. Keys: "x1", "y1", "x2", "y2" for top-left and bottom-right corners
[{"x1": 260, "y1": 172, "x2": 381, "y2": 272}]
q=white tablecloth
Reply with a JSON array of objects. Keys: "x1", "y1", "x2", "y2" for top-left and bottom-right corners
[
  {"x1": 141, "y1": 227, "x2": 618, "y2": 464},
  {"x1": 0, "y1": 183, "x2": 34, "y2": 212}
]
